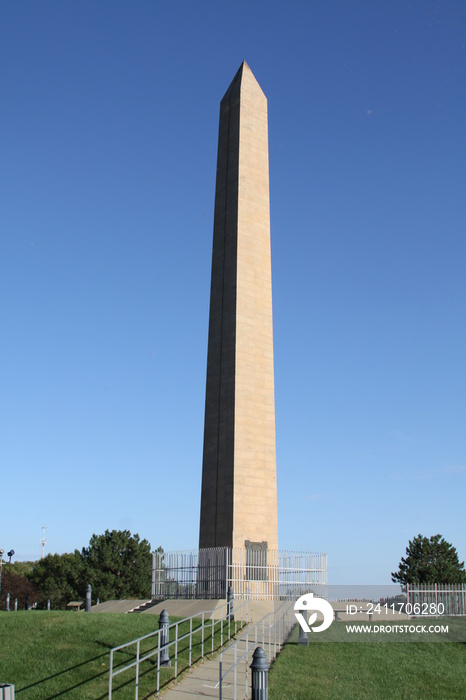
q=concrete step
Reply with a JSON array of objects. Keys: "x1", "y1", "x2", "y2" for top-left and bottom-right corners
[{"x1": 130, "y1": 599, "x2": 160, "y2": 613}]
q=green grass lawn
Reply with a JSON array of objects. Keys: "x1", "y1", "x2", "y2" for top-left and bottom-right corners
[
  {"x1": 0, "y1": 610, "x2": 237, "y2": 699},
  {"x1": 268, "y1": 624, "x2": 466, "y2": 700},
  {"x1": 3, "y1": 612, "x2": 465, "y2": 699}
]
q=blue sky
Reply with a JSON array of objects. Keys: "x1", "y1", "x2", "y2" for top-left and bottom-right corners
[{"x1": 1, "y1": 1, "x2": 465, "y2": 584}]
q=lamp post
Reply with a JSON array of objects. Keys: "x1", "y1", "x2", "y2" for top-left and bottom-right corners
[{"x1": 0, "y1": 549, "x2": 15, "y2": 597}]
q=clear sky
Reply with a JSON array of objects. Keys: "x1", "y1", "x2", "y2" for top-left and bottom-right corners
[{"x1": 1, "y1": 1, "x2": 465, "y2": 584}]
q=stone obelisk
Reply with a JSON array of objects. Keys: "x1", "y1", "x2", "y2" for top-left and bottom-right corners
[{"x1": 199, "y1": 62, "x2": 278, "y2": 556}]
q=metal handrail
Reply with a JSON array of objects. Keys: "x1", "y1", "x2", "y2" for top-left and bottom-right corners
[
  {"x1": 218, "y1": 599, "x2": 296, "y2": 700},
  {"x1": 108, "y1": 598, "x2": 252, "y2": 699}
]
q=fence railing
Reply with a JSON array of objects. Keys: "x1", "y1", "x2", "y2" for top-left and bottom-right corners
[
  {"x1": 152, "y1": 547, "x2": 327, "y2": 600},
  {"x1": 108, "y1": 598, "x2": 252, "y2": 699},
  {"x1": 407, "y1": 583, "x2": 466, "y2": 616},
  {"x1": 218, "y1": 599, "x2": 296, "y2": 699}
]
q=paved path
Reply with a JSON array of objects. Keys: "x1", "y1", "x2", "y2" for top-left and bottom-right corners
[
  {"x1": 160, "y1": 622, "x2": 271, "y2": 700},
  {"x1": 160, "y1": 606, "x2": 280, "y2": 700}
]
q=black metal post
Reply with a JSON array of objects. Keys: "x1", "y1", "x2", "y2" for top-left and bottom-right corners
[
  {"x1": 158, "y1": 609, "x2": 171, "y2": 666},
  {"x1": 250, "y1": 646, "x2": 268, "y2": 700},
  {"x1": 227, "y1": 585, "x2": 234, "y2": 621}
]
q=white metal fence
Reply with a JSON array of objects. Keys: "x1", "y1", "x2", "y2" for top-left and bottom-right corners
[
  {"x1": 407, "y1": 583, "x2": 466, "y2": 616},
  {"x1": 151, "y1": 547, "x2": 327, "y2": 601}
]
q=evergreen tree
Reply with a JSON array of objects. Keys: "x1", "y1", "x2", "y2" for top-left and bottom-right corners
[
  {"x1": 81, "y1": 529, "x2": 152, "y2": 601},
  {"x1": 29, "y1": 552, "x2": 85, "y2": 608},
  {"x1": 391, "y1": 534, "x2": 466, "y2": 585},
  {"x1": 25, "y1": 530, "x2": 155, "y2": 608}
]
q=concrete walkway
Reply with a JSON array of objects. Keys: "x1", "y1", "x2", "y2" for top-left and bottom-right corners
[
  {"x1": 160, "y1": 603, "x2": 279, "y2": 700},
  {"x1": 160, "y1": 622, "x2": 271, "y2": 700}
]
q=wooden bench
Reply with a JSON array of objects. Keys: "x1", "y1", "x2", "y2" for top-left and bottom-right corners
[{"x1": 66, "y1": 601, "x2": 84, "y2": 611}]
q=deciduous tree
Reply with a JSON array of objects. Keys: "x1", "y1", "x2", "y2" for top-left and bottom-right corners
[{"x1": 0, "y1": 569, "x2": 37, "y2": 609}]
